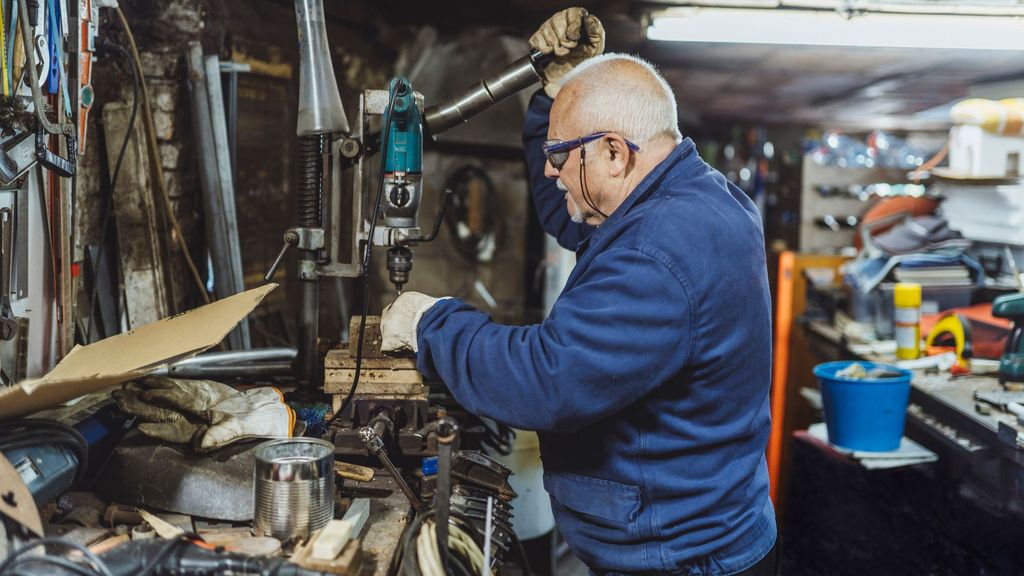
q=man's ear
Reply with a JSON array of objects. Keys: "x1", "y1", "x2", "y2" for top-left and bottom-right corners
[{"x1": 604, "y1": 136, "x2": 631, "y2": 177}]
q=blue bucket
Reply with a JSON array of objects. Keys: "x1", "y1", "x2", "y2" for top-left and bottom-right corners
[{"x1": 813, "y1": 361, "x2": 913, "y2": 452}]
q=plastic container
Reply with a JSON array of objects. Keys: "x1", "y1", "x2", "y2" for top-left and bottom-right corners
[
  {"x1": 814, "y1": 361, "x2": 913, "y2": 451},
  {"x1": 874, "y1": 283, "x2": 975, "y2": 338},
  {"x1": 894, "y1": 283, "x2": 922, "y2": 360}
]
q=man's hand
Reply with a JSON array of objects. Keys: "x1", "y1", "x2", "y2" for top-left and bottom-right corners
[
  {"x1": 380, "y1": 292, "x2": 446, "y2": 354},
  {"x1": 529, "y1": 7, "x2": 605, "y2": 98}
]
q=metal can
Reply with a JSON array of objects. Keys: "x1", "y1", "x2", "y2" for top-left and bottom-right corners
[{"x1": 253, "y1": 438, "x2": 335, "y2": 542}]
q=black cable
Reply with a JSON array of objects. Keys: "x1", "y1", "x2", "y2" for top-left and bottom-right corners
[
  {"x1": 0, "y1": 537, "x2": 113, "y2": 576},
  {"x1": 85, "y1": 40, "x2": 139, "y2": 343},
  {"x1": 579, "y1": 145, "x2": 607, "y2": 219},
  {"x1": 5, "y1": 556, "x2": 98, "y2": 576},
  {"x1": 326, "y1": 85, "x2": 400, "y2": 427},
  {"x1": 0, "y1": 419, "x2": 89, "y2": 487},
  {"x1": 397, "y1": 509, "x2": 436, "y2": 576},
  {"x1": 446, "y1": 551, "x2": 473, "y2": 576},
  {"x1": 134, "y1": 537, "x2": 186, "y2": 576}
]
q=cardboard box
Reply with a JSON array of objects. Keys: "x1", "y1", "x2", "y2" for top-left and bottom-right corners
[
  {"x1": 0, "y1": 284, "x2": 277, "y2": 420},
  {"x1": 949, "y1": 124, "x2": 1024, "y2": 178}
]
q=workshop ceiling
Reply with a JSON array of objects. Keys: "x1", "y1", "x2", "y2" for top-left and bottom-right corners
[{"x1": 367, "y1": 0, "x2": 1024, "y2": 130}]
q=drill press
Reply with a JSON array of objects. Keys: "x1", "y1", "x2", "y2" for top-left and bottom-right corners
[{"x1": 268, "y1": 0, "x2": 556, "y2": 445}]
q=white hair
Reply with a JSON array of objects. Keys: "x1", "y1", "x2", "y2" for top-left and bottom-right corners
[{"x1": 560, "y1": 53, "x2": 683, "y2": 145}]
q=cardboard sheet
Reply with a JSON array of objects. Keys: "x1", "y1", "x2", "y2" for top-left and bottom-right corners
[{"x1": 0, "y1": 284, "x2": 277, "y2": 420}]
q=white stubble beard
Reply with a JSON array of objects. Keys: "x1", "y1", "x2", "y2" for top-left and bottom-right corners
[{"x1": 556, "y1": 178, "x2": 585, "y2": 224}]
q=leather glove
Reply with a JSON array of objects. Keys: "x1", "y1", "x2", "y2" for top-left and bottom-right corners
[
  {"x1": 529, "y1": 7, "x2": 605, "y2": 98},
  {"x1": 112, "y1": 376, "x2": 237, "y2": 422},
  {"x1": 113, "y1": 377, "x2": 293, "y2": 452},
  {"x1": 380, "y1": 292, "x2": 447, "y2": 354},
  {"x1": 197, "y1": 387, "x2": 294, "y2": 452}
]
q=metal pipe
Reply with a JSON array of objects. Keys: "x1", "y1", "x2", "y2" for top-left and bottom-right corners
[
  {"x1": 423, "y1": 49, "x2": 551, "y2": 138},
  {"x1": 161, "y1": 347, "x2": 297, "y2": 369},
  {"x1": 435, "y1": 418, "x2": 458, "y2": 574},
  {"x1": 295, "y1": 272, "x2": 321, "y2": 395},
  {"x1": 165, "y1": 362, "x2": 294, "y2": 379},
  {"x1": 650, "y1": 0, "x2": 1024, "y2": 17}
]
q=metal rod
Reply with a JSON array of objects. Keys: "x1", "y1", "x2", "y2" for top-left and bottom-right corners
[
  {"x1": 165, "y1": 362, "x2": 294, "y2": 379},
  {"x1": 160, "y1": 347, "x2": 297, "y2": 369},
  {"x1": 435, "y1": 418, "x2": 458, "y2": 575},
  {"x1": 204, "y1": 53, "x2": 249, "y2": 349},
  {"x1": 358, "y1": 426, "x2": 422, "y2": 512},
  {"x1": 295, "y1": 268, "x2": 321, "y2": 395}
]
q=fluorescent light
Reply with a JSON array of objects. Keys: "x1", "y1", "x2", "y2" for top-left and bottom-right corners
[{"x1": 647, "y1": 8, "x2": 1024, "y2": 50}]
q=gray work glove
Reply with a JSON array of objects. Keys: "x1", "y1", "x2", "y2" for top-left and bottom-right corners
[
  {"x1": 112, "y1": 377, "x2": 293, "y2": 452},
  {"x1": 380, "y1": 292, "x2": 447, "y2": 354},
  {"x1": 529, "y1": 7, "x2": 606, "y2": 99}
]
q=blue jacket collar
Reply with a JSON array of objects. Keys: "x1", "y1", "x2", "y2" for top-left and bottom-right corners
[{"x1": 576, "y1": 138, "x2": 699, "y2": 251}]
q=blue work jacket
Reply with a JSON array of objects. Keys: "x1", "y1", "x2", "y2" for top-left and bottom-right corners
[{"x1": 416, "y1": 91, "x2": 776, "y2": 574}]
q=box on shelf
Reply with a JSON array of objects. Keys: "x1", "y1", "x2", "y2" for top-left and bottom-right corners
[
  {"x1": 851, "y1": 283, "x2": 974, "y2": 339},
  {"x1": 949, "y1": 124, "x2": 1024, "y2": 178}
]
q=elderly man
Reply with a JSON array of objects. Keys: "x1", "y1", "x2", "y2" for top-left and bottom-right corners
[{"x1": 381, "y1": 8, "x2": 776, "y2": 575}]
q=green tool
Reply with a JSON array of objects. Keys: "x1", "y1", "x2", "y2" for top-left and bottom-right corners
[{"x1": 992, "y1": 292, "x2": 1024, "y2": 383}]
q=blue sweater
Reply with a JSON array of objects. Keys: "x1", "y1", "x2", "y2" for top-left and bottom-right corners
[{"x1": 416, "y1": 91, "x2": 775, "y2": 574}]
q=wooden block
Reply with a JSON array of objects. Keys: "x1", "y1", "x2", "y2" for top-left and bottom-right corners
[
  {"x1": 291, "y1": 536, "x2": 362, "y2": 575},
  {"x1": 347, "y1": 316, "x2": 384, "y2": 358},
  {"x1": 312, "y1": 520, "x2": 353, "y2": 560},
  {"x1": 335, "y1": 462, "x2": 374, "y2": 483},
  {"x1": 88, "y1": 534, "x2": 130, "y2": 554},
  {"x1": 325, "y1": 348, "x2": 417, "y2": 370},
  {"x1": 197, "y1": 526, "x2": 254, "y2": 547}
]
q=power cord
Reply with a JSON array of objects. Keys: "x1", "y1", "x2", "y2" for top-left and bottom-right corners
[
  {"x1": 326, "y1": 85, "x2": 400, "y2": 427},
  {"x1": 85, "y1": 39, "x2": 137, "y2": 343},
  {"x1": 0, "y1": 537, "x2": 113, "y2": 576}
]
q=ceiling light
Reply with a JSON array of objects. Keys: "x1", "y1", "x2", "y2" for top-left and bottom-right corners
[{"x1": 647, "y1": 8, "x2": 1024, "y2": 50}]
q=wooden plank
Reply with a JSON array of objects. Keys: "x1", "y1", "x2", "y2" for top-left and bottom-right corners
[
  {"x1": 331, "y1": 391, "x2": 427, "y2": 414},
  {"x1": 325, "y1": 375, "x2": 424, "y2": 395},
  {"x1": 325, "y1": 351, "x2": 417, "y2": 370},
  {"x1": 101, "y1": 102, "x2": 172, "y2": 329},
  {"x1": 326, "y1": 368, "x2": 422, "y2": 384}
]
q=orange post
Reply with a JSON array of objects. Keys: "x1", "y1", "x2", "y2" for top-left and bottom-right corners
[{"x1": 767, "y1": 251, "x2": 794, "y2": 504}]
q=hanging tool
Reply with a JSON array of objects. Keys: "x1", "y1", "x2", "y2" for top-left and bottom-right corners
[
  {"x1": 27, "y1": 0, "x2": 47, "y2": 89},
  {"x1": 77, "y1": 0, "x2": 96, "y2": 153},
  {"x1": 925, "y1": 313, "x2": 972, "y2": 375},
  {"x1": 993, "y1": 293, "x2": 1024, "y2": 384},
  {"x1": 16, "y1": 0, "x2": 76, "y2": 173}
]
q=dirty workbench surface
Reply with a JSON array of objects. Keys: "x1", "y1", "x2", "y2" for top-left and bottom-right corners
[
  {"x1": 354, "y1": 484, "x2": 412, "y2": 575},
  {"x1": 909, "y1": 371, "x2": 1024, "y2": 442}
]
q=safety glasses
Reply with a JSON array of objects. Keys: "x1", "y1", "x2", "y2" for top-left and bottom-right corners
[{"x1": 542, "y1": 132, "x2": 641, "y2": 171}]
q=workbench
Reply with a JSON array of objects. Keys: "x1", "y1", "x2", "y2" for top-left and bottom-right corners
[
  {"x1": 781, "y1": 320, "x2": 1024, "y2": 574},
  {"x1": 805, "y1": 319, "x2": 1024, "y2": 512}
]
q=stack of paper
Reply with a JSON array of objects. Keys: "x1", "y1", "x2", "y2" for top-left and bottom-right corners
[{"x1": 807, "y1": 423, "x2": 938, "y2": 470}]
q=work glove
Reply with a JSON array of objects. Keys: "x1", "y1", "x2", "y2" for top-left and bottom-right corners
[
  {"x1": 112, "y1": 376, "x2": 294, "y2": 452},
  {"x1": 112, "y1": 376, "x2": 238, "y2": 420},
  {"x1": 380, "y1": 292, "x2": 447, "y2": 354},
  {"x1": 529, "y1": 7, "x2": 605, "y2": 99}
]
